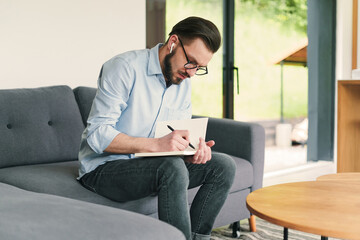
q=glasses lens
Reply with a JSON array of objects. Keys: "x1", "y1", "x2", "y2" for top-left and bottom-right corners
[
  {"x1": 195, "y1": 67, "x2": 208, "y2": 76},
  {"x1": 184, "y1": 62, "x2": 198, "y2": 69}
]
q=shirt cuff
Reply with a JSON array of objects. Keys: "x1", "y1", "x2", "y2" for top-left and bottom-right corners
[{"x1": 87, "y1": 125, "x2": 121, "y2": 154}]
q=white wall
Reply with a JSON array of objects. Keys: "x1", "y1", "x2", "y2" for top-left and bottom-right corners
[
  {"x1": 0, "y1": 0, "x2": 146, "y2": 89},
  {"x1": 336, "y1": 0, "x2": 353, "y2": 80}
]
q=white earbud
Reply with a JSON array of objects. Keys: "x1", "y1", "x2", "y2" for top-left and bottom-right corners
[{"x1": 170, "y1": 43, "x2": 175, "y2": 53}]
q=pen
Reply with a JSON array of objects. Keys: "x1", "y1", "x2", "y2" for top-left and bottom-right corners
[{"x1": 167, "y1": 125, "x2": 196, "y2": 150}]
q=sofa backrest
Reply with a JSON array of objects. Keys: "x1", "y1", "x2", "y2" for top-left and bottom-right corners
[
  {"x1": 73, "y1": 86, "x2": 97, "y2": 126},
  {"x1": 0, "y1": 86, "x2": 85, "y2": 168}
]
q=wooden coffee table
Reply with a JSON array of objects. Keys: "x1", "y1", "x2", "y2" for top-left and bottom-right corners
[
  {"x1": 246, "y1": 181, "x2": 360, "y2": 239},
  {"x1": 316, "y1": 172, "x2": 360, "y2": 183}
]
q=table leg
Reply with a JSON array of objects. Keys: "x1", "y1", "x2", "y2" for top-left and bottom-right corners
[
  {"x1": 321, "y1": 237, "x2": 328, "y2": 240},
  {"x1": 283, "y1": 227, "x2": 288, "y2": 240}
]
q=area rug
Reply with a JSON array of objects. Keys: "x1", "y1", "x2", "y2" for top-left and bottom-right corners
[{"x1": 211, "y1": 217, "x2": 341, "y2": 240}]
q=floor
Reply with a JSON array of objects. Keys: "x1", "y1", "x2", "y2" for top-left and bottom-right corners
[
  {"x1": 256, "y1": 118, "x2": 337, "y2": 187},
  {"x1": 262, "y1": 145, "x2": 337, "y2": 187}
]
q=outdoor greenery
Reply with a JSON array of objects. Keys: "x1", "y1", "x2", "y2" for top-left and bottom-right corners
[
  {"x1": 166, "y1": 0, "x2": 308, "y2": 121},
  {"x1": 239, "y1": 0, "x2": 307, "y2": 33}
]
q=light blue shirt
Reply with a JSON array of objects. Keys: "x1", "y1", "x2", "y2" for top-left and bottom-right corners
[{"x1": 78, "y1": 44, "x2": 192, "y2": 178}]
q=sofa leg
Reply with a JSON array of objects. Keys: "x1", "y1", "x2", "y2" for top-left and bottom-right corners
[
  {"x1": 231, "y1": 221, "x2": 240, "y2": 238},
  {"x1": 249, "y1": 215, "x2": 256, "y2": 232}
]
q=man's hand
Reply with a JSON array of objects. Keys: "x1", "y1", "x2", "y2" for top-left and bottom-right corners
[
  {"x1": 185, "y1": 138, "x2": 215, "y2": 164},
  {"x1": 104, "y1": 130, "x2": 192, "y2": 154},
  {"x1": 156, "y1": 130, "x2": 191, "y2": 152}
]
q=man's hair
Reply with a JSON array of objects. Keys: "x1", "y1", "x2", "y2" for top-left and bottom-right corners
[{"x1": 167, "y1": 16, "x2": 221, "y2": 53}]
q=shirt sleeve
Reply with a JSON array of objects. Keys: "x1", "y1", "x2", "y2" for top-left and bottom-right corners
[{"x1": 86, "y1": 57, "x2": 134, "y2": 154}]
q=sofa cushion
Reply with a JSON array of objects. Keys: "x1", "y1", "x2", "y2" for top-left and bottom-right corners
[
  {"x1": 73, "y1": 86, "x2": 97, "y2": 126},
  {"x1": 0, "y1": 154, "x2": 252, "y2": 213},
  {"x1": 0, "y1": 161, "x2": 159, "y2": 216},
  {"x1": 0, "y1": 182, "x2": 185, "y2": 240},
  {"x1": 0, "y1": 86, "x2": 84, "y2": 168}
]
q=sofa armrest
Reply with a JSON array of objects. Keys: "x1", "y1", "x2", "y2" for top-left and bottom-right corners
[{"x1": 193, "y1": 116, "x2": 265, "y2": 191}]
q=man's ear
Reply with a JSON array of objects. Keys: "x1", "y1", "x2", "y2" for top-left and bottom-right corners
[{"x1": 168, "y1": 35, "x2": 178, "y2": 53}]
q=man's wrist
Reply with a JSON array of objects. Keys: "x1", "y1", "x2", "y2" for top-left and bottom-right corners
[{"x1": 143, "y1": 138, "x2": 160, "y2": 153}]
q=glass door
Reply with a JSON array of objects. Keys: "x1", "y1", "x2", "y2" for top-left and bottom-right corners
[
  {"x1": 233, "y1": 0, "x2": 309, "y2": 173},
  {"x1": 233, "y1": 0, "x2": 308, "y2": 122}
]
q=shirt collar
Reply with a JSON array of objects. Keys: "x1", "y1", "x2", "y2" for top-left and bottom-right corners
[{"x1": 148, "y1": 43, "x2": 164, "y2": 76}]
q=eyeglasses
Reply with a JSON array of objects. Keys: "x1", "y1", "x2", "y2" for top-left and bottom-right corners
[{"x1": 178, "y1": 38, "x2": 208, "y2": 76}]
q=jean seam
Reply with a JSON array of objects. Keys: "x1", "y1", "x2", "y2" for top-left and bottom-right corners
[
  {"x1": 193, "y1": 173, "x2": 217, "y2": 234},
  {"x1": 158, "y1": 169, "x2": 171, "y2": 225}
]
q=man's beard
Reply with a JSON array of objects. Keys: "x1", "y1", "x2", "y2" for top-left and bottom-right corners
[{"x1": 163, "y1": 51, "x2": 189, "y2": 87}]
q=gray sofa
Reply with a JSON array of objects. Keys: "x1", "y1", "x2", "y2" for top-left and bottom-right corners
[
  {"x1": 0, "y1": 182, "x2": 184, "y2": 240},
  {"x1": 0, "y1": 85, "x2": 265, "y2": 238}
]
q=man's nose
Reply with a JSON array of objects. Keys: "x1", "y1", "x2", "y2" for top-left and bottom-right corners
[{"x1": 185, "y1": 68, "x2": 197, "y2": 77}]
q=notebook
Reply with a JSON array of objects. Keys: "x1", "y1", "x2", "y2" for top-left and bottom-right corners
[{"x1": 134, "y1": 118, "x2": 208, "y2": 157}]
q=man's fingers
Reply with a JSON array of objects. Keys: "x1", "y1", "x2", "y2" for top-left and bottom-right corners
[
  {"x1": 192, "y1": 138, "x2": 205, "y2": 163},
  {"x1": 169, "y1": 131, "x2": 190, "y2": 150},
  {"x1": 206, "y1": 146, "x2": 212, "y2": 161},
  {"x1": 173, "y1": 130, "x2": 190, "y2": 141},
  {"x1": 206, "y1": 140, "x2": 215, "y2": 148}
]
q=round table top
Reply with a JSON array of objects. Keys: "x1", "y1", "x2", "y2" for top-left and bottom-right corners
[
  {"x1": 246, "y1": 181, "x2": 360, "y2": 239},
  {"x1": 317, "y1": 172, "x2": 360, "y2": 183}
]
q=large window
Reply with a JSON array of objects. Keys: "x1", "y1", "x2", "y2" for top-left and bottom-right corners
[{"x1": 234, "y1": 0, "x2": 308, "y2": 122}]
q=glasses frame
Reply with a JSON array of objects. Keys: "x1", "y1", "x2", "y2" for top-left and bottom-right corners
[{"x1": 178, "y1": 38, "x2": 208, "y2": 76}]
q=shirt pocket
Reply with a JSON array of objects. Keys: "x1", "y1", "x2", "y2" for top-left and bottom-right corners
[{"x1": 164, "y1": 107, "x2": 191, "y2": 121}]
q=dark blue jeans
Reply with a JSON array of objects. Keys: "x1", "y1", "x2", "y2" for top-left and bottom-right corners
[{"x1": 80, "y1": 152, "x2": 236, "y2": 240}]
